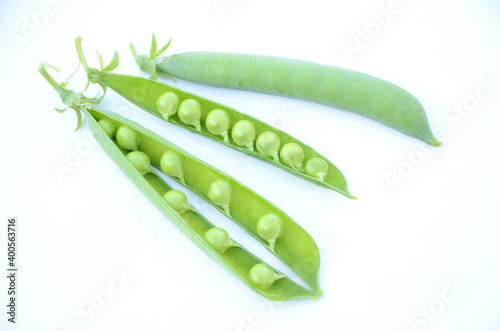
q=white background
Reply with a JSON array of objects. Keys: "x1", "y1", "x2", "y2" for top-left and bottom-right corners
[{"x1": 1, "y1": 0, "x2": 500, "y2": 330}]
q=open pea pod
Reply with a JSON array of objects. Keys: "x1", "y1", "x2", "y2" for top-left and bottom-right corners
[
  {"x1": 97, "y1": 102, "x2": 322, "y2": 295},
  {"x1": 40, "y1": 63, "x2": 321, "y2": 300},
  {"x1": 89, "y1": 108, "x2": 319, "y2": 300},
  {"x1": 76, "y1": 37, "x2": 355, "y2": 200}
]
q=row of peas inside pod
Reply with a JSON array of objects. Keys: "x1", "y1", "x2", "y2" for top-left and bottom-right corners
[{"x1": 156, "y1": 92, "x2": 329, "y2": 181}]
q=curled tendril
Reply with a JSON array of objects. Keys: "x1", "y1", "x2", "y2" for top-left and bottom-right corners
[{"x1": 60, "y1": 61, "x2": 81, "y2": 88}]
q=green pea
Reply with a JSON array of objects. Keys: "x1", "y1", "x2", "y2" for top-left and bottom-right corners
[
  {"x1": 116, "y1": 125, "x2": 141, "y2": 150},
  {"x1": 256, "y1": 131, "x2": 280, "y2": 162},
  {"x1": 248, "y1": 264, "x2": 278, "y2": 290},
  {"x1": 98, "y1": 118, "x2": 117, "y2": 138},
  {"x1": 157, "y1": 92, "x2": 179, "y2": 120},
  {"x1": 205, "y1": 109, "x2": 230, "y2": 142},
  {"x1": 126, "y1": 151, "x2": 151, "y2": 175},
  {"x1": 178, "y1": 98, "x2": 201, "y2": 130},
  {"x1": 208, "y1": 179, "x2": 234, "y2": 216},
  {"x1": 231, "y1": 120, "x2": 256, "y2": 151},
  {"x1": 280, "y1": 143, "x2": 304, "y2": 170},
  {"x1": 305, "y1": 157, "x2": 328, "y2": 181},
  {"x1": 160, "y1": 150, "x2": 186, "y2": 184},
  {"x1": 204, "y1": 227, "x2": 232, "y2": 254},
  {"x1": 257, "y1": 213, "x2": 283, "y2": 251},
  {"x1": 163, "y1": 190, "x2": 190, "y2": 214}
]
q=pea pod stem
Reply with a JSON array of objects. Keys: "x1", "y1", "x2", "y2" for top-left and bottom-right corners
[
  {"x1": 39, "y1": 63, "x2": 64, "y2": 94},
  {"x1": 38, "y1": 62, "x2": 91, "y2": 131},
  {"x1": 136, "y1": 37, "x2": 441, "y2": 147}
]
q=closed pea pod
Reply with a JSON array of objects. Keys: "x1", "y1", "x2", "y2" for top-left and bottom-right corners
[
  {"x1": 78, "y1": 37, "x2": 355, "y2": 199},
  {"x1": 138, "y1": 37, "x2": 441, "y2": 147},
  {"x1": 41, "y1": 63, "x2": 320, "y2": 300}
]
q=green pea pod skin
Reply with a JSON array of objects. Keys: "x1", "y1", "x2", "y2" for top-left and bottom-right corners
[
  {"x1": 87, "y1": 70, "x2": 355, "y2": 200},
  {"x1": 84, "y1": 107, "x2": 319, "y2": 300},
  {"x1": 153, "y1": 52, "x2": 440, "y2": 147},
  {"x1": 84, "y1": 105, "x2": 322, "y2": 294}
]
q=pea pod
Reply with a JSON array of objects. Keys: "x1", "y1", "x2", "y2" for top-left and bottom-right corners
[
  {"x1": 134, "y1": 36, "x2": 441, "y2": 147},
  {"x1": 105, "y1": 104, "x2": 323, "y2": 294},
  {"x1": 76, "y1": 37, "x2": 355, "y2": 200},
  {"x1": 40, "y1": 63, "x2": 322, "y2": 300}
]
